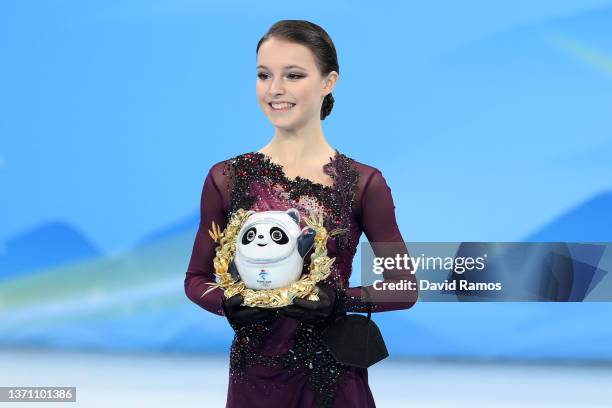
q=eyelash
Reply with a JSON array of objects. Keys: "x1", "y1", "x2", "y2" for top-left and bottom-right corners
[{"x1": 257, "y1": 73, "x2": 304, "y2": 80}]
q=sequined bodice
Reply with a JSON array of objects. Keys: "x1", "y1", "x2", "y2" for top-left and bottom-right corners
[{"x1": 223, "y1": 150, "x2": 360, "y2": 257}]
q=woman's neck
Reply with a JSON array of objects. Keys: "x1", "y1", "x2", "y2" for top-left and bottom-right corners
[{"x1": 259, "y1": 121, "x2": 335, "y2": 166}]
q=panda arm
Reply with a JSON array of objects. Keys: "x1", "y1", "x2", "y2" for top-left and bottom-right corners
[
  {"x1": 184, "y1": 167, "x2": 227, "y2": 316},
  {"x1": 297, "y1": 228, "x2": 316, "y2": 258},
  {"x1": 228, "y1": 260, "x2": 240, "y2": 282},
  {"x1": 341, "y1": 169, "x2": 418, "y2": 313}
]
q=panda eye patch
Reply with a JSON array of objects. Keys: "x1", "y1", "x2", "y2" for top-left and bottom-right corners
[
  {"x1": 242, "y1": 227, "x2": 257, "y2": 245},
  {"x1": 269, "y1": 227, "x2": 289, "y2": 244}
]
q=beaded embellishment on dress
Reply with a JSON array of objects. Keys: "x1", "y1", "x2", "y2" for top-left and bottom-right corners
[
  {"x1": 220, "y1": 150, "x2": 361, "y2": 407},
  {"x1": 221, "y1": 150, "x2": 359, "y2": 251}
]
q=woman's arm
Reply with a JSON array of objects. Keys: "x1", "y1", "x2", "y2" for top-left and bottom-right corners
[
  {"x1": 184, "y1": 167, "x2": 227, "y2": 316},
  {"x1": 340, "y1": 169, "x2": 418, "y2": 313}
]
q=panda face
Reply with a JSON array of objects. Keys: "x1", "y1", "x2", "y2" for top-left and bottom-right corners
[
  {"x1": 237, "y1": 220, "x2": 295, "y2": 261},
  {"x1": 241, "y1": 226, "x2": 289, "y2": 246}
]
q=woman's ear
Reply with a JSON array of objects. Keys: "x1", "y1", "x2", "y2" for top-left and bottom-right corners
[{"x1": 323, "y1": 71, "x2": 339, "y2": 94}]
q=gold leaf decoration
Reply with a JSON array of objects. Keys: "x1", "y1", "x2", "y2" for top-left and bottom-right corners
[{"x1": 201, "y1": 208, "x2": 335, "y2": 307}]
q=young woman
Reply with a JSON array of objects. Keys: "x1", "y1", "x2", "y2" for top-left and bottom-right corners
[{"x1": 185, "y1": 20, "x2": 417, "y2": 408}]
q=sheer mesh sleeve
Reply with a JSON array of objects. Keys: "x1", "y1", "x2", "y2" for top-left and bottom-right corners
[
  {"x1": 184, "y1": 163, "x2": 229, "y2": 316},
  {"x1": 341, "y1": 169, "x2": 418, "y2": 313}
]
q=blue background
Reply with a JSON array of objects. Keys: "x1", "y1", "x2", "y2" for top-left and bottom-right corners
[{"x1": 1, "y1": 1, "x2": 611, "y2": 361}]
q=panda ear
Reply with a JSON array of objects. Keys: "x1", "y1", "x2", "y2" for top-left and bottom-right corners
[{"x1": 286, "y1": 208, "x2": 300, "y2": 225}]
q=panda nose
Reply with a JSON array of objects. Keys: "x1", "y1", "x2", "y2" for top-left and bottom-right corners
[{"x1": 257, "y1": 235, "x2": 264, "y2": 239}]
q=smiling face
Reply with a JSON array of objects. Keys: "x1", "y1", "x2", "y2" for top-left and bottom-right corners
[
  {"x1": 238, "y1": 220, "x2": 295, "y2": 260},
  {"x1": 256, "y1": 37, "x2": 336, "y2": 130},
  {"x1": 241, "y1": 225, "x2": 289, "y2": 247}
]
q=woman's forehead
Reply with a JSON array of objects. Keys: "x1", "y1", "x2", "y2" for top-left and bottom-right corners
[{"x1": 257, "y1": 39, "x2": 317, "y2": 69}]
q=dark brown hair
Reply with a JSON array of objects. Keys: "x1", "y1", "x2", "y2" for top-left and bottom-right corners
[{"x1": 256, "y1": 20, "x2": 339, "y2": 120}]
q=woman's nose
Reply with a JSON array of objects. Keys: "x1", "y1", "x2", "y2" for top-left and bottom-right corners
[{"x1": 269, "y1": 78, "x2": 285, "y2": 95}]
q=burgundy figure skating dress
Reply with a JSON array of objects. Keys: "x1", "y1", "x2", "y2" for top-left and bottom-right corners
[{"x1": 185, "y1": 150, "x2": 416, "y2": 407}]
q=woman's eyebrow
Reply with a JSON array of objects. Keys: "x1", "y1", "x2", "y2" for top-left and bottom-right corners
[{"x1": 257, "y1": 64, "x2": 307, "y2": 70}]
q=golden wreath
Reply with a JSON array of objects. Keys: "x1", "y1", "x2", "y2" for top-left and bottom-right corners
[{"x1": 200, "y1": 208, "x2": 347, "y2": 308}]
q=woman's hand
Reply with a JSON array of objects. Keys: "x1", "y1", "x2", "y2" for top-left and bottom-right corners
[
  {"x1": 222, "y1": 294, "x2": 277, "y2": 329},
  {"x1": 278, "y1": 283, "x2": 336, "y2": 325}
]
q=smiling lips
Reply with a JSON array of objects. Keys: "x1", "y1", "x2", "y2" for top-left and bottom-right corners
[{"x1": 269, "y1": 102, "x2": 296, "y2": 112}]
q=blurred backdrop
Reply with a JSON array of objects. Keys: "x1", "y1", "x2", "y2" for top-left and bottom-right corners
[{"x1": 1, "y1": 1, "x2": 612, "y2": 406}]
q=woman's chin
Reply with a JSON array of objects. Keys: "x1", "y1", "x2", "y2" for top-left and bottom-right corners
[{"x1": 268, "y1": 116, "x2": 298, "y2": 128}]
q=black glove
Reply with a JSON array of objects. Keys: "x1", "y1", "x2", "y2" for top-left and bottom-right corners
[
  {"x1": 278, "y1": 283, "x2": 336, "y2": 325},
  {"x1": 222, "y1": 294, "x2": 277, "y2": 329}
]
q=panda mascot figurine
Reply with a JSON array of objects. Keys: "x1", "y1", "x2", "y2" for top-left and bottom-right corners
[{"x1": 229, "y1": 208, "x2": 316, "y2": 290}]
